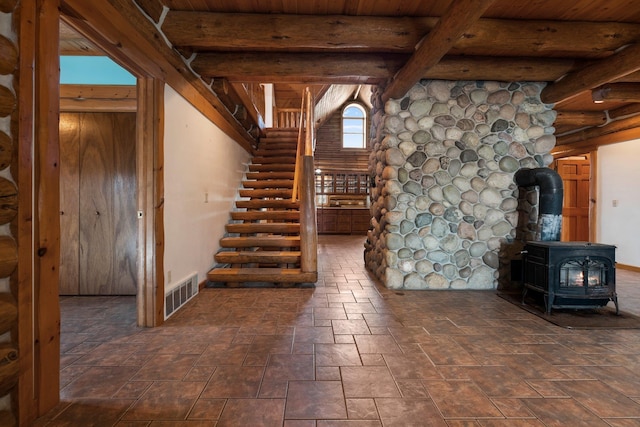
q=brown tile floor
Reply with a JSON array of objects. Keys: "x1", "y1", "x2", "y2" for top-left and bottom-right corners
[{"x1": 38, "y1": 235, "x2": 640, "y2": 426}]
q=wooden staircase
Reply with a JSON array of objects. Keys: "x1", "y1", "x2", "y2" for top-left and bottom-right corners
[{"x1": 207, "y1": 128, "x2": 317, "y2": 287}]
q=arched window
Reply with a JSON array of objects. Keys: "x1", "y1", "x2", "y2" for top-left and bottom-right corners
[{"x1": 342, "y1": 103, "x2": 366, "y2": 149}]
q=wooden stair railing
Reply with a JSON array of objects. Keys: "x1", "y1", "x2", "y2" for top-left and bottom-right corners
[{"x1": 206, "y1": 88, "x2": 317, "y2": 286}]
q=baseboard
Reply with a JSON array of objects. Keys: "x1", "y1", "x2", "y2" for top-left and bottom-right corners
[{"x1": 617, "y1": 263, "x2": 640, "y2": 273}]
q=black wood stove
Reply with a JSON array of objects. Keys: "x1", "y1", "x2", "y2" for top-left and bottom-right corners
[{"x1": 521, "y1": 241, "x2": 618, "y2": 314}]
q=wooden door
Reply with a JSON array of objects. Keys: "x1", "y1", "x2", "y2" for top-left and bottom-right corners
[
  {"x1": 60, "y1": 112, "x2": 137, "y2": 295},
  {"x1": 557, "y1": 158, "x2": 591, "y2": 242}
]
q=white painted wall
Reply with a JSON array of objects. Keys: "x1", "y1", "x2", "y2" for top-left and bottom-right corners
[
  {"x1": 163, "y1": 85, "x2": 251, "y2": 291},
  {"x1": 598, "y1": 140, "x2": 640, "y2": 267}
]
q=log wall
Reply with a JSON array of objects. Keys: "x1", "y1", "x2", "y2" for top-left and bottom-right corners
[
  {"x1": 0, "y1": 0, "x2": 19, "y2": 425},
  {"x1": 314, "y1": 102, "x2": 370, "y2": 172}
]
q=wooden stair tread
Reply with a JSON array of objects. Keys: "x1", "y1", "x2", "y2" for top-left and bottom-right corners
[
  {"x1": 207, "y1": 267, "x2": 317, "y2": 283},
  {"x1": 238, "y1": 189, "x2": 293, "y2": 198},
  {"x1": 249, "y1": 164, "x2": 296, "y2": 172},
  {"x1": 252, "y1": 156, "x2": 296, "y2": 164},
  {"x1": 214, "y1": 250, "x2": 301, "y2": 264},
  {"x1": 245, "y1": 171, "x2": 295, "y2": 180},
  {"x1": 236, "y1": 199, "x2": 299, "y2": 209},
  {"x1": 242, "y1": 179, "x2": 293, "y2": 189},
  {"x1": 254, "y1": 149, "x2": 297, "y2": 157},
  {"x1": 231, "y1": 210, "x2": 300, "y2": 221},
  {"x1": 220, "y1": 235, "x2": 301, "y2": 248},
  {"x1": 226, "y1": 222, "x2": 300, "y2": 233}
]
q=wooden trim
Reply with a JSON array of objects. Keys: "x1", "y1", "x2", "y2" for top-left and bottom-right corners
[
  {"x1": 136, "y1": 78, "x2": 164, "y2": 327},
  {"x1": 589, "y1": 150, "x2": 598, "y2": 243},
  {"x1": 59, "y1": 98, "x2": 137, "y2": 112},
  {"x1": 34, "y1": 0, "x2": 61, "y2": 416},
  {"x1": 17, "y1": 0, "x2": 36, "y2": 424},
  {"x1": 618, "y1": 263, "x2": 640, "y2": 273}
]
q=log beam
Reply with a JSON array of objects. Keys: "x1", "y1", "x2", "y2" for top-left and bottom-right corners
[
  {"x1": 552, "y1": 127, "x2": 640, "y2": 158},
  {"x1": 191, "y1": 52, "x2": 575, "y2": 84},
  {"x1": 382, "y1": 0, "x2": 497, "y2": 102},
  {"x1": 592, "y1": 83, "x2": 640, "y2": 103},
  {"x1": 554, "y1": 111, "x2": 607, "y2": 128},
  {"x1": 541, "y1": 43, "x2": 640, "y2": 104},
  {"x1": 162, "y1": 11, "x2": 640, "y2": 59},
  {"x1": 609, "y1": 102, "x2": 640, "y2": 120},
  {"x1": 556, "y1": 115, "x2": 640, "y2": 146}
]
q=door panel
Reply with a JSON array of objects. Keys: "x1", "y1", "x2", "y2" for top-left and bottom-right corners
[
  {"x1": 60, "y1": 112, "x2": 137, "y2": 295},
  {"x1": 557, "y1": 158, "x2": 590, "y2": 242}
]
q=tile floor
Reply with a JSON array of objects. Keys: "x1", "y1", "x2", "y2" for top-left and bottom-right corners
[{"x1": 38, "y1": 235, "x2": 640, "y2": 426}]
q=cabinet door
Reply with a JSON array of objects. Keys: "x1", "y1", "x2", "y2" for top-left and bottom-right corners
[
  {"x1": 351, "y1": 210, "x2": 371, "y2": 234},
  {"x1": 321, "y1": 211, "x2": 338, "y2": 234},
  {"x1": 336, "y1": 210, "x2": 352, "y2": 233}
]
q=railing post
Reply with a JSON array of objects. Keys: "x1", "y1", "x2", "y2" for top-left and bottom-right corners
[{"x1": 300, "y1": 155, "x2": 317, "y2": 274}]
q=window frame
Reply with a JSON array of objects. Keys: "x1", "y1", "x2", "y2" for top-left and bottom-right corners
[{"x1": 341, "y1": 102, "x2": 367, "y2": 149}]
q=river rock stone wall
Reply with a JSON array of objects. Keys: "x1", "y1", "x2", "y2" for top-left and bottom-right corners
[{"x1": 365, "y1": 80, "x2": 556, "y2": 290}]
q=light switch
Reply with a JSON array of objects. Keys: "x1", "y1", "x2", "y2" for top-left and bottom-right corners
[{"x1": 612, "y1": 200, "x2": 618, "y2": 207}]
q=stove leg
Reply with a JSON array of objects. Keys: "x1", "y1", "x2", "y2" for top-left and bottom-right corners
[
  {"x1": 613, "y1": 296, "x2": 619, "y2": 315},
  {"x1": 545, "y1": 294, "x2": 553, "y2": 315}
]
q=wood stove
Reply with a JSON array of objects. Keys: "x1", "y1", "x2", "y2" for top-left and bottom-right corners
[{"x1": 522, "y1": 241, "x2": 618, "y2": 314}]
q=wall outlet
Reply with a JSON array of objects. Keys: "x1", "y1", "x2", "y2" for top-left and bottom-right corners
[{"x1": 612, "y1": 199, "x2": 618, "y2": 207}]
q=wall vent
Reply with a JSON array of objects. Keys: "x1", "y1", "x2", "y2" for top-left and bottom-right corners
[{"x1": 164, "y1": 273, "x2": 198, "y2": 319}]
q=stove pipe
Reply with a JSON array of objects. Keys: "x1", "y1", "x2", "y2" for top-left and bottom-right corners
[{"x1": 514, "y1": 167, "x2": 563, "y2": 241}]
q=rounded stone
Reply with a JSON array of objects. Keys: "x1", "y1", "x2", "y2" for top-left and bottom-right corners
[
  {"x1": 418, "y1": 116, "x2": 435, "y2": 130},
  {"x1": 435, "y1": 115, "x2": 457, "y2": 128},
  {"x1": 400, "y1": 219, "x2": 415, "y2": 234},
  {"x1": 412, "y1": 130, "x2": 432, "y2": 144},
  {"x1": 385, "y1": 268, "x2": 404, "y2": 289},
  {"x1": 398, "y1": 167, "x2": 409, "y2": 183},
  {"x1": 403, "y1": 181, "x2": 423, "y2": 196},
  {"x1": 414, "y1": 249, "x2": 427, "y2": 260},
  {"x1": 422, "y1": 175, "x2": 436, "y2": 188},
  {"x1": 416, "y1": 259, "x2": 433, "y2": 274},
  {"x1": 428, "y1": 250, "x2": 450, "y2": 264},
  {"x1": 491, "y1": 119, "x2": 509, "y2": 133},
  {"x1": 534, "y1": 134, "x2": 556, "y2": 154},
  {"x1": 492, "y1": 220, "x2": 512, "y2": 236},
  {"x1": 500, "y1": 104, "x2": 516, "y2": 120},
  {"x1": 460, "y1": 163, "x2": 479, "y2": 178},
  {"x1": 399, "y1": 141, "x2": 417, "y2": 157},
  {"x1": 431, "y1": 217, "x2": 448, "y2": 238},
  {"x1": 443, "y1": 185, "x2": 461, "y2": 205},
  {"x1": 461, "y1": 189, "x2": 478, "y2": 203},
  {"x1": 470, "y1": 89, "x2": 488, "y2": 104},
  {"x1": 425, "y1": 272, "x2": 449, "y2": 289},
  {"x1": 509, "y1": 142, "x2": 528, "y2": 159},
  {"x1": 461, "y1": 132, "x2": 480, "y2": 148},
  {"x1": 398, "y1": 248, "x2": 413, "y2": 259},
  {"x1": 404, "y1": 272, "x2": 427, "y2": 289},
  {"x1": 435, "y1": 170, "x2": 452, "y2": 185},
  {"x1": 468, "y1": 265, "x2": 495, "y2": 289},
  {"x1": 439, "y1": 234, "x2": 459, "y2": 254},
  {"x1": 385, "y1": 195, "x2": 397, "y2": 210},
  {"x1": 535, "y1": 110, "x2": 557, "y2": 127},
  {"x1": 469, "y1": 241, "x2": 487, "y2": 257},
  {"x1": 409, "y1": 168, "x2": 423, "y2": 182},
  {"x1": 399, "y1": 259, "x2": 414, "y2": 272},
  {"x1": 422, "y1": 235, "x2": 439, "y2": 250},
  {"x1": 385, "y1": 115, "x2": 405, "y2": 133},
  {"x1": 422, "y1": 158, "x2": 440, "y2": 174},
  {"x1": 487, "y1": 90, "x2": 511, "y2": 104},
  {"x1": 405, "y1": 232, "x2": 422, "y2": 249},
  {"x1": 443, "y1": 206, "x2": 460, "y2": 222},
  {"x1": 482, "y1": 251, "x2": 499, "y2": 268},
  {"x1": 443, "y1": 264, "x2": 457, "y2": 280},
  {"x1": 415, "y1": 196, "x2": 430, "y2": 211},
  {"x1": 429, "y1": 203, "x2": 445, "y2": 216},
  {"x1": 416, "y1": 212, "x2": 433, "y2": 227},
  {"x1": 476, "y1": 124, "x2": 491, "y2": 136},
  {"x1": 460, "y1": 149, "x2": 479, "y2": 163},
  {"x1": 478, "y1": 145, "x2": 495, "y2": 160},
  {"x1": 459, "y1": 266, "x2": 472, "y2": 279},
  {"x1": 479, "y1": 188, "x2": 502, "y2": 208},
  {"x1": 409, "y1": 99, "x2": 433, "y2": 118},
  {"x1": 386, "y1": 148, "x2": 406, "y2": 166},
  {"x1": 428, "y1": 186, "x2": 444, "y2": 202},
  {"x1": 500, "y1": 197, "x2": 518, "y2": 212},
  {"x1": 448, "y1": 159, "x2": 462, "y2": 176},
  {"x1": 459, "y1": 200, "x2": 474, "y2": 215},
  {"x1": 486, "y1": 172, "x2": 512, "y2": 189},
  {"x1": 484, "y1": 209, "x2": 504, "y2": 226},
  {"x1": 385, "y1": 100, "x2": 401, "y2": 115},
  {"x1": 498, "y1": 156, "x2": 519, "y2": 172},
  {"x1": 428, "y1": 80, "x2": 453, "y2": 101},
  {"x1": 382, "y1": 166, "x2": 398, "y2": 180},
  {"x1": 430, "y1": 103, "x2": 450, "y2": 116},
  {"x1": 407, "y1": 151, "x2": 427, "y2": 167},
  {"x1": 457, "y1": 222, "x2": 476, "y2": 240},
  {"x1": 386, "y1": 180, "x2": 404, "y2": 195},
  {"x1": 454, "y1": 250, "x2": 470, "y2": 267},
  {"x1": 386, "y1": 233, "x2": 404, "y2": 250},
  {"x1": 386, "y1": 211, "x2": 405, "y2": 224},
  {"x1": 425, "y1": 141, "x2": 447, "y2": 157},
  {"x1": 409, "y1": 85, "x2": 428, "y2": 100}
]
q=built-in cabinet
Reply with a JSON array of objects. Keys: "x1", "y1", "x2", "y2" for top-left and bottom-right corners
[
  {"x1": 59, "y1": 112, "x2": 137, "y2": 295},
  {"x1": 315, "y1": 169, "x2": 370, "y2": 234}
]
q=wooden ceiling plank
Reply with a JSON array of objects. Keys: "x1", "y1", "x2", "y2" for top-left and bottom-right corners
[
  {"x1": 161, "y1": 11, "x2": 640, "y2": 59},
  {"x1": 541, "y1": 43, "x2": 640, "y2": 104},
  {"x1": 382, "y1": 0, "x2": 498, "y2": 102}
]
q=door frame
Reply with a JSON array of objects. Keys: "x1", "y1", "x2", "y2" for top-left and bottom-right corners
[{"x1": 18, "y1": 1, "x2": 165, "y2": 422}]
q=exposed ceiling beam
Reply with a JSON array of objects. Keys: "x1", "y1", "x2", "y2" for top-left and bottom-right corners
[
  {"x1": 191, "y1": 52, "x2": 576, "y2": 84},
  {"x1": 609, "y1": 102, "x2": 640, "y2": 119},
  {"x1": 382, "y1": 0, "x2": 498, "y2": 102},
  {"x1": 541, "y1": 43, "x2": 640, "y2": 104},
  {"x1": 556, "y1": 114, "x2": 640, "y2": 146},
  {"x1": 554, "y1": 111, "x2": 608, "y2": 128},
  {"x1": 161, "y1": 11, "x2": 640, "y2": 59},
  {"x1": 552, "y1": 126, "x2": 640, "y2": 158},
  {"x1": 592, "y1": 83, "x2": 640, "y2": 103}
]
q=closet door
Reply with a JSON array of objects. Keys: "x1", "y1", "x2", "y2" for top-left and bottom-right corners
[{"x1": 60, "y1": 112, "x2": 137, "y2": 295}]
